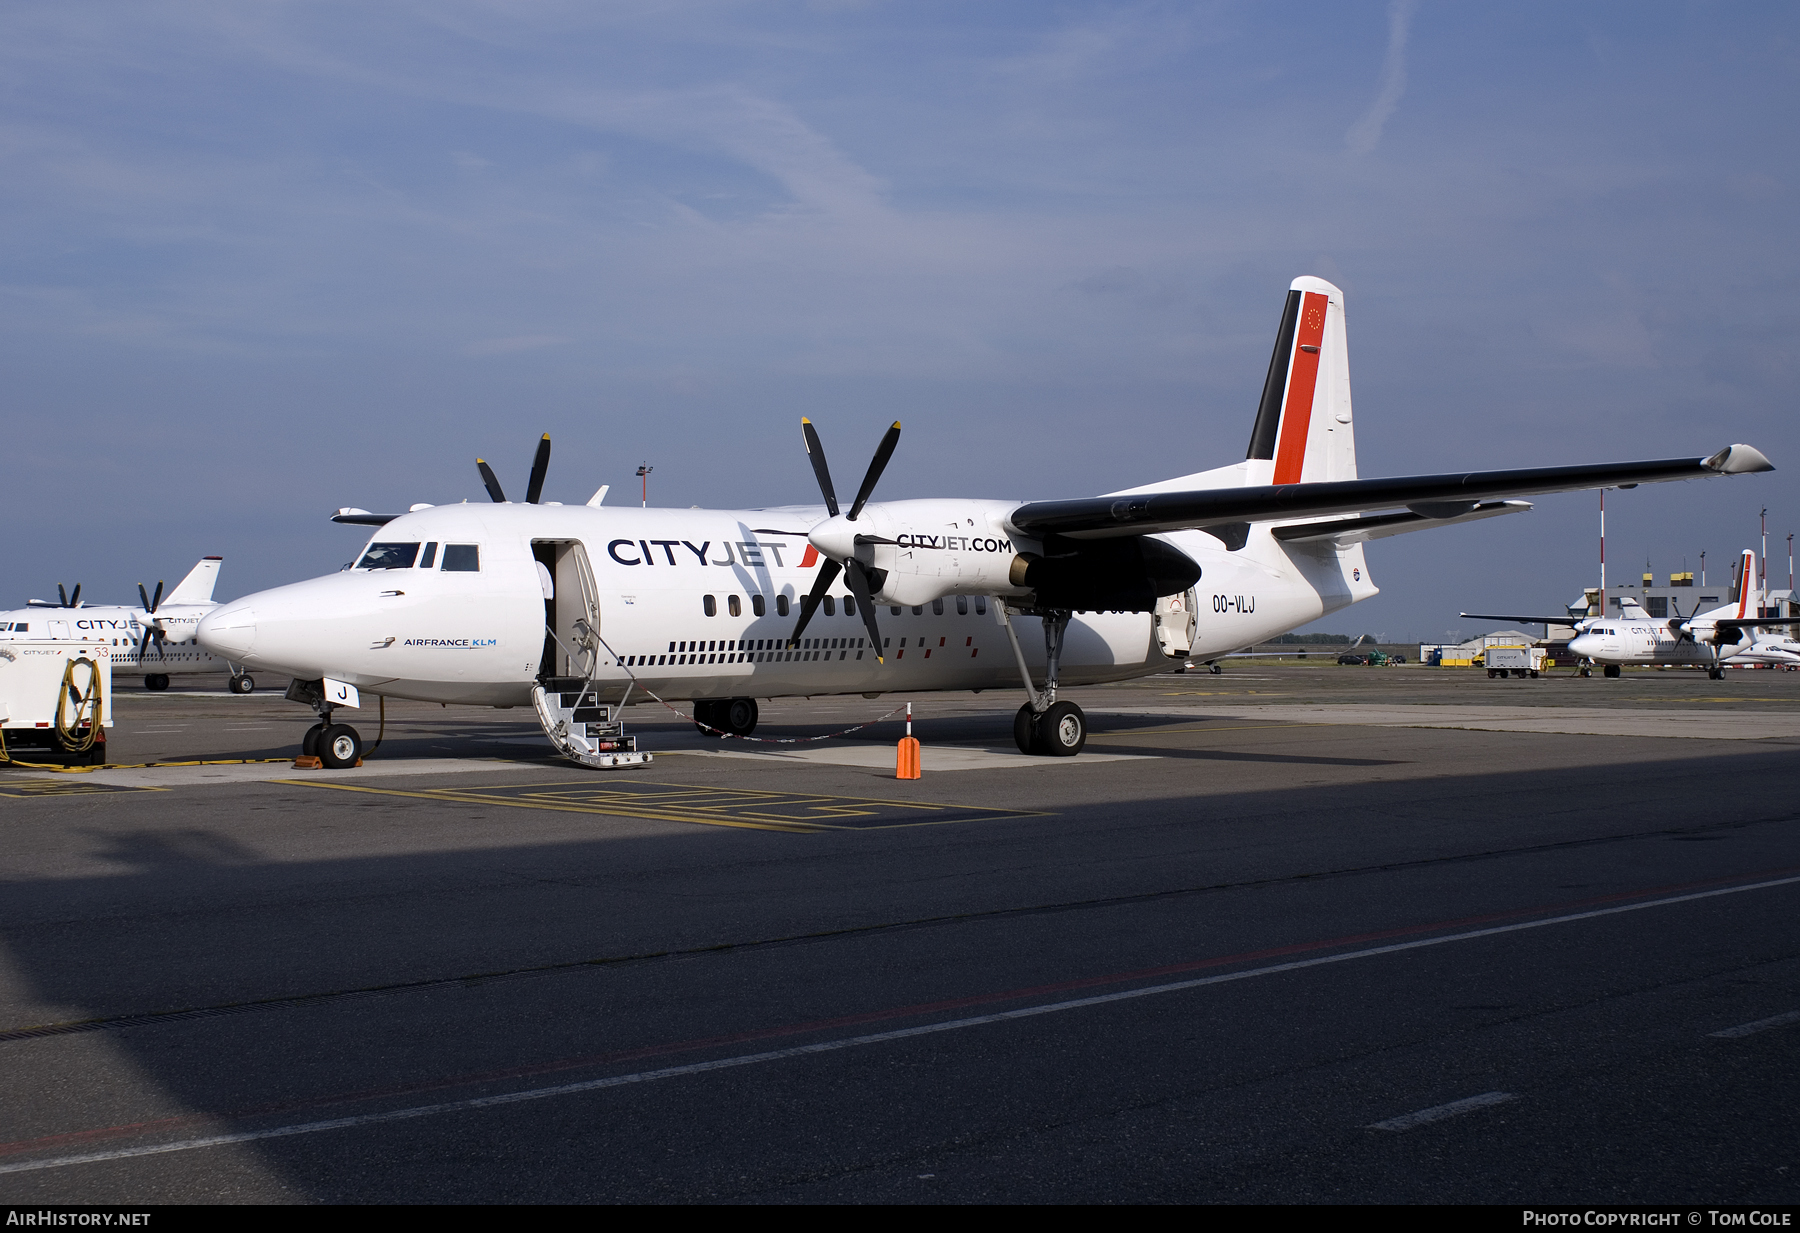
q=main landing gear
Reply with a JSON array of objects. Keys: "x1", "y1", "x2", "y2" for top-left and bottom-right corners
[
  {"x1": 1603, "y1": 664, "x2": 1622, "y2": 679},
  {"x1": 288, "y1": 679, "x2": 363, "y2": 768},
  {"x1": 143, "y1": 674, "x2": 170, "y2": 691},
  {"x1": 999, "y1": 607, "x2": 1087, "y2": 757},
  {"x1": 694, "y1": 697, "x2": 759, "y2": 737},
  {"x1": 228, "y1": 674, "x2": 256, "y2": 694},
  {"x1": 1708, "y1": 665, "x2": 1727, "y2": 681}
]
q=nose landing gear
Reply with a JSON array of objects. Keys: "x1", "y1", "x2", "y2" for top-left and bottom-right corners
[{"x1": 286, "y1": 679, "x2": 363, "y2": 768}]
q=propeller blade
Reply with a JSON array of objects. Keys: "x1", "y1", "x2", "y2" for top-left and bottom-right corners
[
  {"x1": 843, "y1": 560, "x2": 884, "y2": 662},
  {"x1": 788, "y1": 558, "x2": 843, "y2": 646},
  {"x1": 68, "y1": 584, "x2": 80, "y2": 608},
  {"x1": 57, "y1": 584, "x2": 67, "y2": 607},
  {"x1": 150, "y1": 580, "x2": 163, "y2": 613},
  {"x1": 801, "y1": 418, "x2": 840, "y2": 517},
  {"x1": 138, "y1": 583, "x2": 151, "y2": 613},
  {"x1": 749, "y1": 528, "x2": 814, "y2": 537},
  {"x1": 854, "y1": 533, "x2": 899, "y2": 546},
  {"x1": 846, "y1": 421, "x2": 901, "y2": 521},
  {"x1": 477, "y1": 459, "x2": 507, "y2": 503},
  {"x1": 525, "y1": 434, "x2": 551, "y2": 504}
]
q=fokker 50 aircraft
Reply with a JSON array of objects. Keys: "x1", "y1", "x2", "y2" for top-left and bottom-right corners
[
  {"x1": 195, "y1": 276, "x2": 1776, "y2": 768},
  {"x1": 0, "y1": 558, "x2": 252, "y2": 691},
  {"x1": 1466, "y1": 550, "x2": 1800, "y2": 679}
]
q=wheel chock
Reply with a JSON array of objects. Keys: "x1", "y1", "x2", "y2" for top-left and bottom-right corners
[{"x1": 292, "y1": 755, "x2": 323, "y2": 769}]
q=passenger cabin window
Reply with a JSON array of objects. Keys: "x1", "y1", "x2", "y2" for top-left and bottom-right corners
[
  {"x1": 358, "y1": 543, "x2": 420, "y2": 570},
  {"x1": 823, "y1": 596, "x2": 836, "y2": 616},
  {"x1": 728, "y1": 595, "x2": 742, "y2": 617},
  {"x1": 844, "y1": 596, "x2": 855, "y2": 616},
  {"x1": 752, "y1": 594, "x2": 766, "y2": 616},
  {"x1": 974, "y1": 596, "x2": 987, "y2": 615},
  {"x1": 932, "y1": 598, "x2": 944, "y2": 615},
  {"x1": 776, "y1": 595, "x2": 791, "y2": 617},
  {"x1": 956, "y1": 596, "x2": 968, "y2": 615},
  {"x1": 419, "y1": 542, "x2": 438, "y2": 569},
  {"x1": 441, "y1": 544, "x2": 480, "y2": 572},
  {"x1": 704, "y1": 595, "x2": 717, "y2": 617}
]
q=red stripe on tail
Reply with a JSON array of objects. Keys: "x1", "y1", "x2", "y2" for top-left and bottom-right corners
[{"x1": 1272, "y1": 292, "x2": 1329, "y2": 485}]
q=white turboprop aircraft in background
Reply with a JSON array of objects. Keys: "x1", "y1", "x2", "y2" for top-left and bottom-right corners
[
  {"x1": 195, "y1": 276, "x2": 1776, "y2": 768},
  {"x1": 0, "y1": 557, "x2": 255, "y2": 692},
  {"x1": 1467, "y1": 549, "x2": 1800, "y2": 679}
]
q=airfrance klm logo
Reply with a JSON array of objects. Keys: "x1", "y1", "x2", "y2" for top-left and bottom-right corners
[{"x1": 404, "y1": 638, "x2": 498, "y2": 649}]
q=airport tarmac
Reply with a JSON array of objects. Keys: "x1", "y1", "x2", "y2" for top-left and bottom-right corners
[{"x1": 1, "y1": 664, "x2": 1797, "y2": 1202}]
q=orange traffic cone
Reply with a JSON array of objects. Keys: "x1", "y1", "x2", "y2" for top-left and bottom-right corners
[{"x1": 896, "y1": 702, "x2": 921, "y2": 779}]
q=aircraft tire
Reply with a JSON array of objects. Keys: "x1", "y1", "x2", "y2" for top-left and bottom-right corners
[
  {"x1": 723, "y1": 697, "x2": 758, "y2": 736},
  {"x1": 229, "y1": 675, "x2": 255, "y2": 694},
  {"x1": 318, "y1": 723, "x2": 362, "y2": 768},
  {"x1": 1209, "y1": 663, "x2": 1223, "y2": 675},
  {"x1": 144, "y1": 674, "x2": 169, "y2": 691},
  {"x1": 1036, "y1": 701, "x2": 1087, "y2": 757},
  {"x1": 301, "y1": 723, "x2": 325, "y2": 757},
  {"x1": 693, "y1": 700, "x2": 724, "y2": 736},
  {"x1": 1013, "y1": 704, "x2": 1045, "y2": 755},
  {"x1": 1603, "y1": 664, "x2": 1621, "y2": 679}
]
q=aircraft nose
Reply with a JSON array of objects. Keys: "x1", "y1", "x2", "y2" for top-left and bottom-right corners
[
  {"x1": 1567, "y1": 634, "x2": 1596, "y2": 656},
  {"x1": 197, "y1": 606, "x2": 256, "y2": 658}
]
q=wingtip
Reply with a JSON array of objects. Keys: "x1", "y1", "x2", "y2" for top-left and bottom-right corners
[{"x1": 1705, "y1": 444, "x2": 1775, "y2": 474}]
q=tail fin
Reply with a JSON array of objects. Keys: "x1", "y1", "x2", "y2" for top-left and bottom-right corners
[
  {"x1": 1245, "y1": 276, "x2": 1357, "y2": 485},
  {"x1": 165, "y1": 556, "x2": 223, "y2": 605},
  {"x1": 1729, "y1": 549, "x2": 1755, "y2": 617}
]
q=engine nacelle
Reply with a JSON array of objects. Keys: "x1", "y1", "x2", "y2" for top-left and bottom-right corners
[{"x1": 1007, "y1": 535, "x2": 1201, "y2": 613}]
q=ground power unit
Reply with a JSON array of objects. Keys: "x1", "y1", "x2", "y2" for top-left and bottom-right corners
[{"x1": 0, "y1": 641, "x2": 112, "y2": 763}]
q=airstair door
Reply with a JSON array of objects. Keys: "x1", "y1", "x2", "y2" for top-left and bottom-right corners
[
  {"x1": 1154, "y1": 589, "x2": 1197, "y2": 659},
  {"x1": 531, "y1": 539, "x2": 602, "y2": 680}
]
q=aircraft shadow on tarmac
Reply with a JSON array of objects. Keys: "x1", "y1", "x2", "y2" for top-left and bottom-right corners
[{"x1": 1, "y1": 743, "x2": 1795, "y2": 1201}]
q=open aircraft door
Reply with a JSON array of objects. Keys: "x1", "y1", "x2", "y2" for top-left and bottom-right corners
[
  {"x1": 1154, "y1": 588, "x2": 1198, "y2": 659},
  {"x1": 531, "y1": 539, "x2": 602, "y2": 680}
]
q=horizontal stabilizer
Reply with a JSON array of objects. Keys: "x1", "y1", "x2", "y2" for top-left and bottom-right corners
[
  {"x1": 1273, "y1": 500, "x2": 1529, "y2": 545},
  {"x1": 332, "y1": 508, "x2": 400, "y2": 526}
]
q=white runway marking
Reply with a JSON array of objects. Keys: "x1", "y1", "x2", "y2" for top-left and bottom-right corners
[
  {"x1": 5, "y1": 758, "x2": 528, "y2": 789},
  {"x1": 1102, "y1": 703, "x2": 1800, "y2": 741},
  {"x1": 1367, "y1": 1091, "x2": 1517, "y2": 1131},
  {"x1": 1709, "y1": 1009, "x2": 1800, "y2": 1039},
  {"x1": 668, "y1": 744, "x2": 1151, "y2": 770},
  {"x1": 4, "y1": 871, "x2": 1796, "y2": 1176}
]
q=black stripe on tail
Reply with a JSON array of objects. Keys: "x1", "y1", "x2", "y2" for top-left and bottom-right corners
[{"x1": 1246, "y1": 289, "x2": 1301, "y2": 461}]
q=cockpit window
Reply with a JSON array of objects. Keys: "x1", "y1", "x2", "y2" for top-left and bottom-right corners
[
  {"x1": 441, "y1": 544, "x2": 480, "y2": 572},
  {"x1": 357, "y1": 543, "x2": 420, "y2": 570}
]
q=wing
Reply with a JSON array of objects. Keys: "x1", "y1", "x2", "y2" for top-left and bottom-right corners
[
  {"x1": 1008, "y1": 446, "x2": 1771, "y2": 540},
  {"x1": 1459, "y1": 613, "x2": 1583, "y2": 626}
]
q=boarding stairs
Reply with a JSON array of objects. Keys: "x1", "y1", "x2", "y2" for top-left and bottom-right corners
[{"x1": 531, "y1": 677, "x2": 651, "y2": 769}]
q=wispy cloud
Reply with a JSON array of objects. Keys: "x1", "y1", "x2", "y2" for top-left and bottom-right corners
[{"x1": 1345, "y1": 0, "x2": 1419, "y2": 155}]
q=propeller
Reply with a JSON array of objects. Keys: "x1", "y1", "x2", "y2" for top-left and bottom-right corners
[
  {"x1": 786, "y1": 419, "x2": 901, "y2": 658},
  {"x1": 59, "y1": 583, "x2": 80, "y2": 607},
  {"x1": 136, "y1": 580, "x2": 166, "y2": 661},
  {"x1": 477, "y1": 434, "x2": 554, "y2": 504}
]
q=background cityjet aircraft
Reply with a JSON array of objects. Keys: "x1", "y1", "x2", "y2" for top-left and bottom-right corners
[
  {"x1": 196, "y1": 276, "x2": 1775, "y2": 768},
  {"x1": 1565, "y1": 550, "x2": 1800, "y2": 678},
  {"x1": 1465, "y1": 550, "x2": 1800, "y2": 678},
  {"x1": 0, "y1": 558, "x2": 251, "y2": 691}
]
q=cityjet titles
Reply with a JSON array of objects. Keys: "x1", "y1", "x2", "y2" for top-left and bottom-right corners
[
  {"x1": 605, "y1": 535, "x2": 1014, "y2": 567},
  {"x1": 403, "y1": 638, "x2": 499, "y2": 649},
  {"x1": 894, "y1": 534, "x2": 1013, "y2": 553}
]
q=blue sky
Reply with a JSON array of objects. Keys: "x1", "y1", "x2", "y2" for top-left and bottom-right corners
[{"x1": 2, "y1": 1, "x2": 1795, "y2": 640}]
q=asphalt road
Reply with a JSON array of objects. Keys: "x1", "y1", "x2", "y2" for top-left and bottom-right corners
[{"x1": 1, "y1": 665, "x2": 1797, "y2": 1203}]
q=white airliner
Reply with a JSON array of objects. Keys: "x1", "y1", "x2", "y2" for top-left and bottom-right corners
[
  {"x1": 1563, "y1": 550, "x2": 1800, "y2": 678},
  {"x1": 195, "y1": 276, "x2": 1776, "y2": 768},
  {"x1": 0, "y1": 558, "x2": 253, "y2": 692}
]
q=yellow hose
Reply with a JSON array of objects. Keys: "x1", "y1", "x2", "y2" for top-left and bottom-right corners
[{"x1": 54, "y1": 656, "x2": 104, "y2": 755}]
